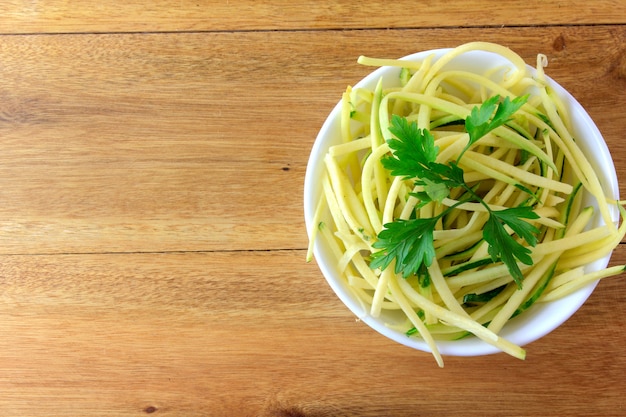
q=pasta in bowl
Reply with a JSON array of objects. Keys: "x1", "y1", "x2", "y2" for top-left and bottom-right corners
[{"x1": 304, "y1": 42, "x2": 625, "y2": 366}]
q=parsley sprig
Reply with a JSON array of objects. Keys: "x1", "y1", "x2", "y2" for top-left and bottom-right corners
[{"x1": 370, "y1": 95, "x2": 539, "y2": 288}]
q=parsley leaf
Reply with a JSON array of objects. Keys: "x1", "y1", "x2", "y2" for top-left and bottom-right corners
[
  {"x1": 370, "y1": 217, "x2": 439, "y2": 277},
  {"x1": 490, "y1": 206, "x2": 540, "y2": 247},
  {"x1": 483, "y1": 207, "x2": 540, "y2": 287},
  {"x1": 460, "y1": 94, "x2": 529, "y2": 161},
  {"x1": 421, "y1": 178, "x2": 450, "y2": 203},
  {"x1": 383, "y1": 115, "x2": 438, "y2": 178},
  {"x1": 381, "y1": 115, "x2": 465, "y2": 204}
]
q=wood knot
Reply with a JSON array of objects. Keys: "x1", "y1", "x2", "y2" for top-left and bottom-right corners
[
  {"x1": 552, "y1": 34, "x2": 566, "y2": 52},
  {"x1": 267, "y1": 406, "x2": 306, "y2": 417},
  {"x1": 143, "y1": 406, "x2": 158, "y2": 414},
  {"x1": 608, "y1": 49, "x2": 626, "y2": 81},
  {"x1": 261, "y1": 403, "x2": 344, "y2": 417}
]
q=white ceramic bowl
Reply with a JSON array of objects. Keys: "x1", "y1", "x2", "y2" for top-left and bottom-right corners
[{"x1": 303, "y1": 48, "x2": 619, "y2": 357}]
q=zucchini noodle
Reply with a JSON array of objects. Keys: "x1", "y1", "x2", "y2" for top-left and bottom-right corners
[{"x1": 307, "y1": 42, "x2": 625, "y2": 366}]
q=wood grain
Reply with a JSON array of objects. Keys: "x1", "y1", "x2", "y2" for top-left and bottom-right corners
[
  {"x1": 0, "y1": 247, "x2": 624, "y2": 416},
  {"x1": 1, "y1": 2, "x2": 626, "y2": 416},
  {"x1": 0, "y1": 1, "x2": 624, "y2": 34},
  {"x1": 0, "y1": 25, "x2": 625, "y2": 254}
]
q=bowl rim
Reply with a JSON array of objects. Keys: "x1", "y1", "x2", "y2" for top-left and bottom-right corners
[{"x1": 304, "y1": 47, "x2": 619, "y2": 356}]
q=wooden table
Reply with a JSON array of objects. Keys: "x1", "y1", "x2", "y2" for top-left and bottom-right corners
[{"x1": 0, "y1": 2, "x2": 625, "y2": 416}]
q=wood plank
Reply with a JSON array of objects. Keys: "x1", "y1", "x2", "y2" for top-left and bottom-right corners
[
  {"x1": 0, "y1": 25, "x2": 625, "y2": 254},
  {"x1": 0, "y1": 1, "x2": 625, "y2": 34},
  {"x1": 0, "y1": 247, "x2": 624, "y2": 416}
]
